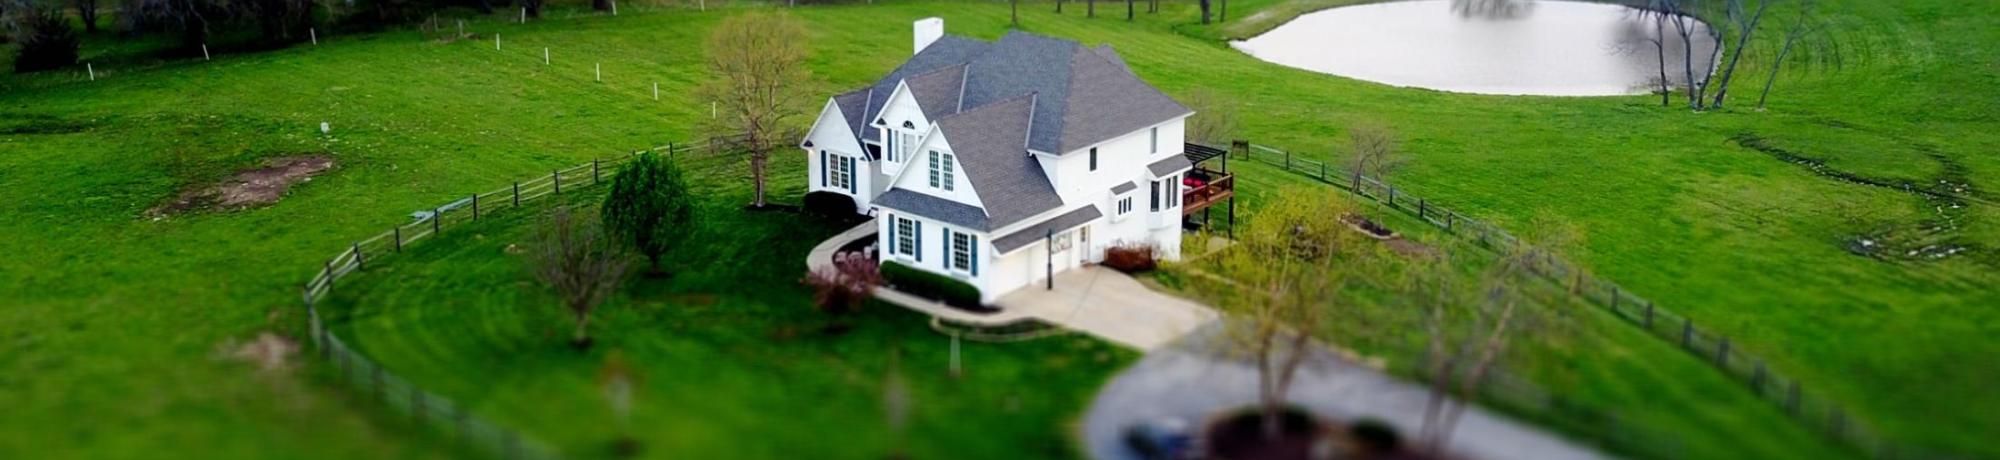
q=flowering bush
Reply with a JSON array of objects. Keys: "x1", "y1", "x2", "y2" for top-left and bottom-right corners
[{"x1": 803, "y1": 251, "x2": 883, "y2": 315}]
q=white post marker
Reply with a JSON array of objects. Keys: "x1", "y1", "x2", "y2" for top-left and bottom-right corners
[
  {"x1": 652, "y1": 82, "x2": 659, "y2": 100},
  {"x1": 520, "y1": 7, "x2": 527, "y2": 23},
  {"x1": 611, "y1": 1, "x2": 618, "y2": 15},
  {"x1": 86, "y1": 63, "x2": 95, "y2": 81},
  {"x1": 457, "y1": 20, "x2": 464, "y2": 37},
  {"x1": 544, "y1": 48, "x2": 550, "y2": 65},
  {"x1": 202, "y1": 44, "x2": 211, "y2": 60},
  {"x1": 595, "y1": 63, "x2": 602, "y2": 82},
  {"x1": 699, "y1": 0, "x2": 705, "y2": 11},
  {"x1": 711, "y1": 101, "x2": 717, "y2": 119},
  {"x1": 310, "y1": 28, "x2": 318, "y2": 45},
  {"x1": 495, "y1": 34, "x2": 501, "y2": 51}
]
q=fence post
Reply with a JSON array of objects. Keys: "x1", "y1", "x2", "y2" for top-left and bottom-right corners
[
  {"x1": 323, "y1": 260, "x2": 334, "y2": 288},
  {"x1": 1717, "y1": 337, "x2": 1731, "y2": 367},
  {"x1": 1752, "y1": 360, "x2": 1767, "y2": 394},
  {"x1": 593, "y1": 159, "x2": 601, "y2": 184},
  {"x1": 394, "y1": 227, "x2": 403, "y2": 252},
  {"x1": 472, "y1": 194, "x2": 480, "y2": 220},
  {"x1": 553, "y1": 170, "x2": 562, "y2": 194},
  {"x1": 1387, "y1": 186, "x2": 1397, "y2": 207},
  {"x1": 1644, "y1": 301, "x2": 1655, "y2": 328},
  {"x1": 352, "y1": 243, "x2": 364, "y2": 269},
  {"x1": 1681, "y1": 318, "x2": 1693, "y2": 349},
  {"x1": 513, "y1": 181, "x2": 521, "y2": 206},
  {"x1": 432, "y1": 208, "x2": 441, "y2": 234},
  {"x1": 1786, "y1": 382, "x2": 1801, "y2": 415},
  {"x1": 1418, "y1": 198, "x2": 1427, "y2": 220},
  {"x1": 1285, "y1": 149, "x2": 1292, "y2": 171},
  {"x1": 1446, "y1": 211, "x2": 1455, "y2": 232},
  {"x1": 1318, "y1": 162, "x2": 1326, "y2": 181}
]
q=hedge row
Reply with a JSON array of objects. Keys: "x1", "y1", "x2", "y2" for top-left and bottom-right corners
[{"x1": 881, "y1": 260, "x2": 984, "y2": 310}]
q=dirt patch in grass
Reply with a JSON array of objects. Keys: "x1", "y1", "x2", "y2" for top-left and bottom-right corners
[
  {"x1": 223, "y1": 332, "x2": 300, "y2": 372},
  {"x1": 148, "y1": 155, "x2": 335, "y2": 217}
]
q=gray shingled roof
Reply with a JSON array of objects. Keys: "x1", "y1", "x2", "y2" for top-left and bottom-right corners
[
  {"x1": 906, "y1": 64, "x2": 968, "y2": 117},
  {"x1": 1111, "y1": 181, "x2": 1138, "y2": 194},
  {"x1": 933, "y1": 95, "x2": 1065, "y2": 230},
  {"x1": 875, "y1": 189, "x2": 989, "y2": 230},
  {"x1": 827, "y1": 31, "x2": 1187, "y2": 157},
  {"x1": 991, "y1": 205, "x2": 1104, "y2": 253},
  {"x1": 1148, "y1": 154, "x2": 1193, "y2": 176}
]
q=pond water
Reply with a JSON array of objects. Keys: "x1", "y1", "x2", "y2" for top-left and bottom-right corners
[{"x1": 1232, "y1": 0, "x2": 1719, "y2": 96}]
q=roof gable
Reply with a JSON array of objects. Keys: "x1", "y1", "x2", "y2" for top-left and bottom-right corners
[{"x1": 934, "y1": 95, "x2": 1064, "y2": 229}]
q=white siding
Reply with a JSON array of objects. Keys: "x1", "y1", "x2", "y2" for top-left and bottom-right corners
[{"x1": 803, "y1": 98, "x2": 874, "y2": 215}]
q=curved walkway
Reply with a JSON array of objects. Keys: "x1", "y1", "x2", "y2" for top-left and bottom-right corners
[{"x1": 808, "y1": 222, "x2": 1217, "y2": 350}]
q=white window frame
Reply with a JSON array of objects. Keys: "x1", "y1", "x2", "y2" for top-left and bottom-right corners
[
  {"x1": 1116, "y1": 196, "x2": 1135, "y2": 219},
  {"x1": 895, "y1": 217, "x2": 917, "y2": 258},
  {"x1": 949, "y1": 231, "x2": 974, "y2": 274},
  {"x1": 829, "y1": 154, "x2": 854, "y2": 192},
  {"x1": 929, "y1": 150, "x2": 956, "y2": 191}
]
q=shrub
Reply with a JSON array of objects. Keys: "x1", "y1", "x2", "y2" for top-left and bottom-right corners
[
  {"x1": 12, "y1": 6, "x2": 79, "y2": 73},
  {"x1": 602, "y1": 152, "x2": 696, "y2": 273},
  {"x1": 881, "y1": 260, "x2": 983, "y2": 309},
  {"x1": 802, "y1": 191, "x2": 858, "y2": 219},
  {"x1": 1101, "y1": 243, "x2": 1159, "y2": 273},
  {"x1": 802, "y1": 251, "x2": 882, "y2": 315}
]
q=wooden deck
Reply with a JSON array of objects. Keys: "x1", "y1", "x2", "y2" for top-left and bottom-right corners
[{"x1": 1182, "y1": 166, "x2": 1234, "y2": 216}]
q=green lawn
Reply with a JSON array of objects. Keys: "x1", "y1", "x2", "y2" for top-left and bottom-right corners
[
  {"x1": 317, "y1": 172, "x2": 1132, "y2": 459},
  {"x1": 1, "y1": 0, "x2": 1994, "y2": 458}
]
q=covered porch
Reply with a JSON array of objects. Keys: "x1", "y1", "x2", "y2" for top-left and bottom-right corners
[{"x1": 1180, "y1": 143, "x2": 1236, "y2": 234}]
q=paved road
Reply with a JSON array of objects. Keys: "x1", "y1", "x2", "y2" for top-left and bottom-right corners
[{"x1": 1081, "y1": 324, "x2": 1609, "y2": 460}]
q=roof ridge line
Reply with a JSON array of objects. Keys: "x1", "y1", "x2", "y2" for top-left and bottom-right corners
[{"x1": 955, "y1": 64, "x2": 970, "y2": 113}]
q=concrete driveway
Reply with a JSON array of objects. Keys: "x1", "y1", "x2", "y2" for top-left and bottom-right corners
[{"x1": 993, "y1": 266, "x2": 1220, "y2": 350}]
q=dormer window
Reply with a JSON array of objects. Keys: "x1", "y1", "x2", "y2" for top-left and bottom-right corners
[
  {"x1": 928, "y1": 150, "x2": 956, "y2": 191},
  {"x1": 902, "y1": 120, "x2": 917, "y2": 129}
]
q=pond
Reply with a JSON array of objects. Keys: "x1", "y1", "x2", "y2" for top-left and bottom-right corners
[{"x1": 1232, "y1": 0, "x2": 1720, "y2": 96}]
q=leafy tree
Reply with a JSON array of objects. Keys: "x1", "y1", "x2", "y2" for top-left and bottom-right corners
[
  {"x1": 601, "y1": 152, "x2": 696, "y2": 274},
  {"x1": 533, "y1": 207, "x2": 630, "y2": 349},
  {"x1": 10, "y1": 3, "x2": 78, "y2": 73},
  {"x1": 699, "y1": 11, "x2": 811, "y2": 209}
]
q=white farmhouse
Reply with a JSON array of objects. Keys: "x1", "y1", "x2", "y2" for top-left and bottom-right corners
[{"x1": 800, "y1": 18, "x2": 1233, "y2": 303}]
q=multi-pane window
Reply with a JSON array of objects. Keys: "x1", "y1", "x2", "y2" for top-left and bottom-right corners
[
  {"x1": 895, "y1": 217, "x2": 917, "y2": 257},
  {"x1": 1167, "y1": 174, "x2": 1180, "y2": 208},
  {"x1": 950, "y1": 231, "x2": 975, "y2": 273},
  {"x1": 1150, "y1": 180, "x2": 1161, "y2": 212},
  {"x1": 1118, "y1": 196, "x2": 1134, "y2": 216},
  {"x1": 829, "y1": 155, "x2": 854, "y2": 193},
  {"x1": 929, "y1": 150, "x2": 956, "y2": 191},
  {"x1": 900, "y1": 132, "x2": 919, "y2": 162}
]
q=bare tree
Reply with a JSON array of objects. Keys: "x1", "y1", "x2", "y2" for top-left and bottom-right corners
[
  {"x1": 1182, "y1": 89, "x2": 1239, "y2": 146},
  {"x1": 1757, "y1": 0, "x2": 1827, "y2": 110},
  {"x1": 1707, "y1": 0, "x2": 1769, "y2": 109},
  {"x1": 1086, "y1": 0, "x2": 1094, "y2": 18},
  {"x1": 1647, "y1": 0, "x2": 1708, "y2": 110},
  {"x1": 533, "y1": 207, "x2": 631, "y2": 349},
  {"x1": 1199, "y1": 0, "x2": 1210, "y2": 24},
  {"x1": 1125, "y1": 0, "x2": 1132, "y2": 21},
  {"x1": 700, "y1": 11, "x2": 812, "y2": 209},
  {"x1": 1416, "y1": 214, "x2": 1578, "y2": 450},
  {"x1": 1344, "y1": 122, "x2": 1404, "y2": 191}
]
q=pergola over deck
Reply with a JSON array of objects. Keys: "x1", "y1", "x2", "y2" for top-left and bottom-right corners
[{"x1": 1181, "y1": 143, "x2": 1236, "y2": 234}]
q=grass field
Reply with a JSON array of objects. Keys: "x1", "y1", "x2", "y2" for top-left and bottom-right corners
[
  {"x1": 318, "y1": 176, "x2": 1133, "y2": 459},
  {"x1": 1, "y1": 0, "x2": 1995, "y2": 458}
]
